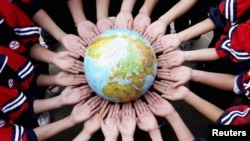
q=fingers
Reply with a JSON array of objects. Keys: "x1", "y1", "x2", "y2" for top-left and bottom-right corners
[
  {"x1": 134, "y1": 99, "x2": 146, "y2": 114},
  {"x1": 99, "y1": 100, "x2": 111, "y2": 118}
]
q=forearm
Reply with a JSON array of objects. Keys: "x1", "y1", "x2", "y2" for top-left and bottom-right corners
[
  {"x1": 34, "y1": 116, "x2": 75, "y2": 141},
  {"x1": 158, "y1": 0, "x2": 197, "y2": 25},
  {"x1": 96, "y1": 0, "x2": 110, "y2": 19},
  {"x1": 184, "y1": 91, "x2": 224, "y2": 122},
  {"x1": 68, "y1": 0, "x2": 86, "y2": 24},
  {"x1": 32, "y1": 9, "x2": 66, "y2": 41},
  {"x1": 139, "y1": 0, "x2": 159, "y2": 15},
  {"x1": 192, "y1": 70, "x2": 235, "y2": 91},
  {"x1": 184, "y1": 48, "x2": 220, "y2": 62},
  {"x1": 29, "y1": 43, "x2": 56, "y2": 64},
  {"x1": 33, "y1": 96, "x2": 62, "y2": 114},
  {"x1": 120, "y1": 0, "x2": 136, "y2": 12},
  {"x1": 177, "y1": 18, "x2": 215, "y2": 42},
  {"x1": 148, "y1": 128, "x2": 163, "y2": 141},
  {"x1": 36, "y1": 74, "x2": 56, "y2": 86},
  {"x1": 165, "y1": 111, "x2": 194, "y2": 141},
  {"x1": 73, "y1": 128, "x2": 92, "y2": 141}
]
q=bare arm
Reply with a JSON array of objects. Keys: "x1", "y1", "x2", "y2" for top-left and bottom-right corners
[
  {"x1": 164, "y1": 111, "x2": 194, "y2": 141},
  {"x1": 34, "y1": 116, "x2": 75, "y2": 141},
  {"x1": 29, "y1": 43, "x2": 56, "y2": 64},
  {"x1": 177, "y1": 18, "x2": 216, "y2": 42},
  {"x1": 32, "y1": 9, "x2": 67, "y2": 42},
  {"x1": 192, "y1": 70, "x2": 235, "y2": 91},
  {"x1": 184, "y1": 48, "x2": 220, "y2": 61},
  {"x1": 67, "y1": 0, "x2": 86, "y2": 25},
  {"x1": 96, "y1": 0, "x2": 110, "y2": 19},
  {"x1": 139, "y1": 0, "x2": 159, "y2": 15},
  {"x1": 145, "y1": 92, "x2": 194, "y2": 141},
  {"x1": 120, "y1": 0, "x2": 137, "y2": 12},
  {"x1": 34, "y1": 96, "x2": 101, "y2": 141},
  {"x1": 33, "y1": 96, "x2": 63, "y2": 114},
  {"x1": 158, "y1": 0, "x2": 197, "y2": 25},
  {"x1": 184, "y1": 90, "x2": 224, "y2": 122}
]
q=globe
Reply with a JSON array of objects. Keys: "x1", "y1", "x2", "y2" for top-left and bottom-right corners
[{"x1": 84, "y1": 28, "x2": 157, "y2": 103}]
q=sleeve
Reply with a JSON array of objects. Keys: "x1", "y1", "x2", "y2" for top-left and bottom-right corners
[
  {"x1": 218, "y1": 0, "x2": 250, "y2": 24},
  {"x1": 234, "y1": 70, "x2": 250, "y2": 99},
  {"x1": 0, "y1": 0, "x2": 40, "y2": 52},
  {"x1": 0, "y1": 86, "x2": 39, "y2": 128},
  {"x1": 0, "y1": 86, "x2": 30, "y2": 121},
  {"x1": 0, "y1": 17, "x2": 20, "y2": 48},
  {"x1": 0, "y1": 123, "x2": 37, "y2": 141},
  {"x1": 0, "y1": 54, "x2": 7, "y2": 74},
  {"x1": 0, "y1": 47, "x2": 35, "y2": 90},
  {"x1": 216, "y1": 105, "x2": 250, "y2": 125},
  {"x1": 14, "y1": 0, "x2": 43, "y2": 18},
  {"x1": 208, "y1": 6, "x2": 228, "y2": 32},
  {"x1": 215, "y1": 19, "x2": 250, "y2": 62}
]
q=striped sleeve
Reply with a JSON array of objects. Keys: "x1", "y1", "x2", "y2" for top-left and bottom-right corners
[
  {"x1": 215, "y1": 20, "x2": 250, "y2": 62},
  {"x1": 0, "y1": 54, "x2": 8, "y2": 74},
  {"x1": 217, "y1": 105, "x2": 250, "y2": 125},
  {"x1": 218, "y1": 0, "x2": 250, "y2": 24},
  {"x1": 0, "y1": 123, "x2": 37, "y2": 141},
  {"x1": 0, "y1": 47, "x2": 34, "y2": 90},
  {"x1": 0, "y1": 86, "x2": 29, "y2": 121},
  {"x1": 235, "y1": 70, "x2": 250, "y2": 99}
]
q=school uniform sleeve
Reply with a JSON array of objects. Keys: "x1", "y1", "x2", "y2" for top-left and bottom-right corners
[
  {"x1": 209, "y1": 0, "x2": 250, "y2": 62},
  {"x1": 216, "y1": 105, "x2": 250, "y2": 125},
  {"x1": 215, "y1": 21, "x2": 250, "y2": 62},
  {"x1": 0, "y1": 86, "x2": 39, "y2": 127},
  {"x1": 217, "y1": 0, "x2": 250, "y2": 24},
  {"x1": 0, "y1": 0, "x2": 40, "y2": 55},
  {"x1": 0, "y1": 122, "x2": 37, "y2": 141},
  {"x1": 0, "y1": 47, "x2": 35, "y2": 90},
  {"x1": 208, "y1": 6, "x2": 228, "y2": 32},
  {"x1": 13, "y1": 0, "x2": 42, "y2": 18},
  {"x1": 234, "y1": 70, "x2": 250, "y2": 99}
]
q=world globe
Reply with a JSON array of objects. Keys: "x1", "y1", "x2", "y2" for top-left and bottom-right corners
[{"x1": 84, "y1": 28, "x2": 157, "y2": 103}]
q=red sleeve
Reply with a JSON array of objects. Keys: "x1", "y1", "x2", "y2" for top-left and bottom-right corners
[
  {"x1": 0, "y1": 86, "x2": 29, "y2": 122},
  {"x1": 215, "y1": 20, "x2": 250, "y2": 62},
  {"x1": 0, "y1": 0, "x2": 40, "y2": 54},
  {"x1": 217, "y1": 105, "x2": 250, "y2": 125},
  {"x1": 0, "y1": 47, "x2": 35, "y2": 90},
  {"x1": 0, "y1": 122, "x2": 37, "y2": 141},
  {"x1": 218, "y1": 0, "x2": 250, "y2": 23}
]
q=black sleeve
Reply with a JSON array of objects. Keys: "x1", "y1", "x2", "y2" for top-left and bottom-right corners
[
  {"x1": 0, "y1": 17, "x2": 18, "y2": 47},
  {"x1": 15, "y1": 0, "x2": 42, "y2": 18}
]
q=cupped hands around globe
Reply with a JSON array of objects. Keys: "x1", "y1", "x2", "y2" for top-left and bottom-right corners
[{"x1": 84, "y1": 28, "x2": 157, "y2": 103}]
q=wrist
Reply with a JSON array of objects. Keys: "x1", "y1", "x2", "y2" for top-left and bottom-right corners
[
  {"x1": 65, "y1": 116, "x2": 76, "y2": 128},
  {"x1": 104, "y1": 137, "x2": 117, "y2": 141},
  {"x1": 158, "y1": 16, "x2": 170, "y2": 26},
  {"x1": 75, "y1": 20, "x2": 86, "y2": 27},
  {"x1": 148, "y1": 128, "x2": 163, "y2": 141},
  {"x1": 191, "y1": 69, "x2": 198, "y2": 82},
  {"x1": 184, "y1": 51, "x2": 191, "y2": 62},
  {"x1": 183, "y1": 90, "x2": 194, "y2": 103},
  {"x1": 164, "y1": 110, "x2": 179, "y2": 122},
  {"x1": 76, "y1": 128, "x2": 93, "y2": 141},
  {"x1": 121, "y1": 135, "x2": 134, "y2": 141},
  {"x1": 139, "y1": 9, "x2": 150, "y2": 16}
]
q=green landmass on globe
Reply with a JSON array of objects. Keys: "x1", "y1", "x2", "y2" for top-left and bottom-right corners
[{"x1": 84, "y1": 28, "x2": 157, "y2": 103}]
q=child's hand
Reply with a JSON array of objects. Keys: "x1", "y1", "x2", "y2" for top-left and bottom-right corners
[{"x1": 157, "y1": 50, "x2": 185, "y2": 68}]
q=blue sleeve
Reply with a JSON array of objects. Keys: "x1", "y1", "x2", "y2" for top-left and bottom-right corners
[
  {"x1": 208, "y1": 6, "x2": 227, "y2": 31},
  {"x1": 25, "y1": 128, "x2": 38, "y2": 141}
]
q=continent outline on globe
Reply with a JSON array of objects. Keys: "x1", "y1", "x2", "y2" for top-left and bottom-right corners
[{"x1": 84, "y1": 28, "x2": 157, "y2": 103}]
